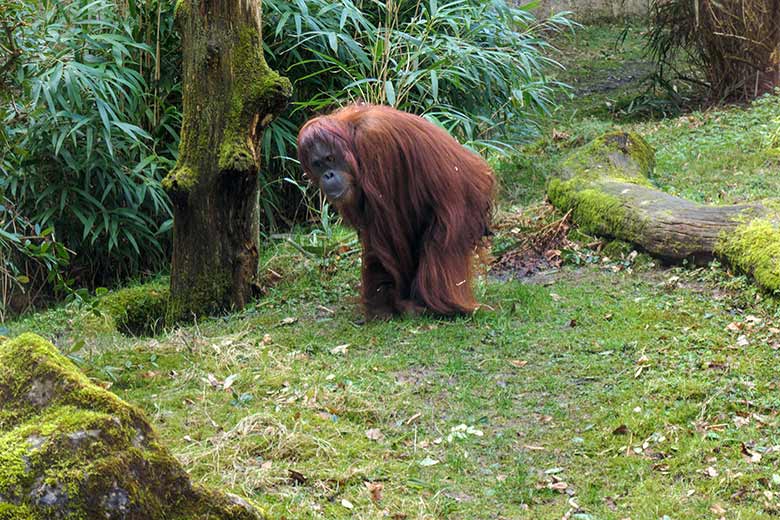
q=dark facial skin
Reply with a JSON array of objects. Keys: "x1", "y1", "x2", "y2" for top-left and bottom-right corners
[{"x1": 306, "y1": 140, "x2": 352, "y2": 203}]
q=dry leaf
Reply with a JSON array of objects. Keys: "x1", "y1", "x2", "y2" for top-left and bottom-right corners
[
  {"x1": 509, "y1": 360, "x2": 528, "y2": 368},
  {"x1": 548, "y1": 481, "x2": 568, "y2": 491},
  {"x1": 365, "y1": 482, "x2": 384, "y2": 503},
  {"x1": 280, "y1": 317, "x2": 298, "y2": 326},
  {"x1": 289, "y1": 469, "x2": 307, "y2": 485},
  {"x1": 341, "y1": 499, "x2": 354, "y2": 510},
  {"x1": 741, "y1": 443, "x2": 762, "y2": 463},
  {"x1": 710, "y1": 503, "x2": 726, "y2": 515},
  {"x1": 726, "y1": 322, "x2": 743, "y2": 332},
  {"x1": 737, "y1": 335, "x2": 750, "y2": 347},
  {"x1": 365, "y1": 428, "x2": 384, "y2": 441},
  {"x1": 330, "y1": 344, "x2": 350, "y2": 355},
  {"x1": 222, "y1": 374, "x2": 238, "y2": 391}
]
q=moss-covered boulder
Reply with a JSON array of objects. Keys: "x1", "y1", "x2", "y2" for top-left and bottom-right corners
[
  {"x1": 0, "y1": 333, "x2": 263, "y2": 520},
  {"x1": 98, "y1": 281, "x2": 169, "y2": 336}
]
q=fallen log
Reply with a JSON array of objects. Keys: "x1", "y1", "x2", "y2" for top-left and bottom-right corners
[{"x1": 546, "y1": 132, "x2": 780, "y2": 292}]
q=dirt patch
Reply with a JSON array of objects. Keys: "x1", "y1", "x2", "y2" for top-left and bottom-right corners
[
  {"x1": 491, "y1": 209, "x2": 573, "y2": 281},
  {"x1": 574, "y1": 61, "x2": 655, "y2": 96},
  {"x1": 394, "y1": 367, "x2": 437, "y2": 387}
]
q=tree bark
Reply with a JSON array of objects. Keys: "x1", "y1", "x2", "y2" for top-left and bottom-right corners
[
  {"x1": 546, "y1": 132, "x2": 780, "y2": 292},
  {"x1": 163, "y1": 0, "x2": 291, "y2": 321}
]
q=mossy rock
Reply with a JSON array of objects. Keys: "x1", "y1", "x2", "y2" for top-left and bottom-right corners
[
  {"x1": 0, "y1": 334, "x2": 264, "y2": 520},
  {"x1": 98, "y1": 281, "x2": 170, "y2": 336}
]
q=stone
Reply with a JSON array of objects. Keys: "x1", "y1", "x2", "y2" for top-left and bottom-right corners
[{"x1": 0, "y1": 333, "x2": 263, "y2": 520}]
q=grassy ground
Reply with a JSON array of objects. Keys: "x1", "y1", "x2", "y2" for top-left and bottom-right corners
[{"x1": 7, "y1": 21, "x2": 780, "y2": 520}]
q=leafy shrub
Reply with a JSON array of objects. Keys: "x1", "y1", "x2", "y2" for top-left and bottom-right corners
[
  {"x1": 1, "y1": 0, "x2": 180, "y2": 287},
  {"x1": 261, "y1": 0, "x2": 574, "y2": 227},
  {"x1": 0, "y1": 195, "x2": 71, "y2": 320}
]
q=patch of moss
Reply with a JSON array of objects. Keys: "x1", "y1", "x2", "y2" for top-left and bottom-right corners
[
  {"x1": 0, "y1": 504, "x2": 34, "y2": 520},
  {"x1": 218, "y1": 26, "x2": 292, "y2": 173},
  {"x1": 716, "y1": 218, "x2": 780, "y2": 292},
  {"x1": 761, "y1": 198, "x2": 780, "y2": 213},
  {"x1": 165, "y1": 271, "x2": 231, "y2": 325},
  {"x1": 0, "y1": 334, "x2": 263, "y2": 520},
  {"x1": 548, "y1": 179, "x2": 646, "y2": 240},
  {"x1": 559, "y1": 131, "x2": 656, "y2": 185},
  {"x1": 162, "y1": 165, "x2": 197, "y2": 198},
  {"x1": 98, "y1": 280, "x2": 169, "y2": 336}
]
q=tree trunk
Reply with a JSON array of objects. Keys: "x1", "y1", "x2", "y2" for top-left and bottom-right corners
[
  {"x1": 547, "y1": 132, "x2": 780, "y2": 292},
  {"x1": 163, "y1": 0, "x2": 291, "y2": 321}
]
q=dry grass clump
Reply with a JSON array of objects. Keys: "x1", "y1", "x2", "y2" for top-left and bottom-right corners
[{"x1": 649, "y1": 0, "x2": 780, "y2": 100}]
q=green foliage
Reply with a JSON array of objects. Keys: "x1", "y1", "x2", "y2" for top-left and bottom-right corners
[
  {"x1": 1, "y1": 0, "x2": 180, "y2": 287},
  {"x1": 260, "y1": 0, "x2": 575, "y2": 227},
  {"x1": 97, "y1": 280, "x2": 170, "y2": 336},
  {"x1": 0, "y1": 198, "x2": 70, "y2": 321}
]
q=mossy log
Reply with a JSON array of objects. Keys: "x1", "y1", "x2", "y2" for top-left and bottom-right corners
[
  {"x1": 547, "y1": 132, "x2": 780, "y2": 292},
  {"x1": 163, "y1": 0, "x2": 291, "y2": 322},
  {"x1": 0, "y1": 334, "x2": 262, "y2": 519}
]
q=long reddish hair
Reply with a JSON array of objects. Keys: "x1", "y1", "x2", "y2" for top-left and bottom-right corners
[{"x1": 299, "y1": 104, "x2": 495, "y2": 315}]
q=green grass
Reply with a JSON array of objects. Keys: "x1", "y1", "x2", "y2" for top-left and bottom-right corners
[
  {"x1": 9, "y1": 255, "x2": 780, "y2": 519},
  {"x1": 6, "y1": 19, "x2": 780, "y2": 520}
]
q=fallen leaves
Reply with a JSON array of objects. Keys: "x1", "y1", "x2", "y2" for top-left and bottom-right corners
[
  {"x1": 365, "y1": 428, "x2": 384, "y2": 441},
  {"x1": 741, "y1": 442, "x2": 762, "y2": 463},
  {"x1": 203, "y1": 373, "x2": 239, "y2": 392},
  {"x1": 365, "y1": 482, "x2": 383, "y2": 503},
  {"x1": 330, "y1": 344, "x2": 349, "y2": 355},
  {"x1": 634, "y1": 354, "x2": 651, "y2": 378},
  {"x1": 418, "y1": 457, "x2": 439, "y2": 467}
]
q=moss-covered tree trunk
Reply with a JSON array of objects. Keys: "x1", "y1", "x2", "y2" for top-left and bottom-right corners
[
  {"x1": 163, "y1": 0, "x2": 291, "y2": 321},
  {"x1": 547, "y1": 132, "x2": 780, "y2": 292}
]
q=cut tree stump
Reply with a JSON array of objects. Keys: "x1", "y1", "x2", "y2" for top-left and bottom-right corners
[{"x1": 546, "y1": 132, "x2": 780, "y2": 292}]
